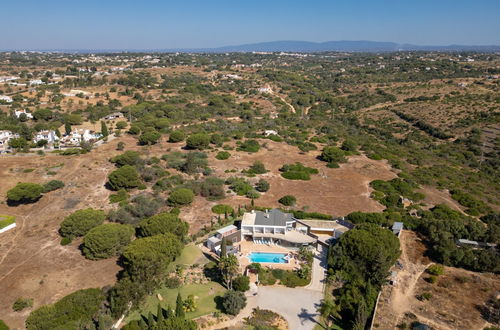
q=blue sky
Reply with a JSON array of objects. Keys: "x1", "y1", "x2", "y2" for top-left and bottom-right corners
[{"x1": 1, "y1": 0, "x2": 499, "y2": 50}]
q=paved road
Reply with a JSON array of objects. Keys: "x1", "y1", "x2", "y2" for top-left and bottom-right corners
[{"x1": 256, "y1": 245, "x2": 328, "y2": 330}]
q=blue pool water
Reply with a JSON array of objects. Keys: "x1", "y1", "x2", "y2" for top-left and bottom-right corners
[{"x1": 248, "y1": 252, "x2": 288, "y2": 263}]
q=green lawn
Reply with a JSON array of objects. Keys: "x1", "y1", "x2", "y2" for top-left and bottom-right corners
[
  {"x1": 124, "y1": 282, "x2": 226, "y2": 323},
  {"x1": 167, "y1": 244, "x2": 209, "y2": 272},
  {"x1": 0, "y1": 215, "x2": 15, "y2": 230}
]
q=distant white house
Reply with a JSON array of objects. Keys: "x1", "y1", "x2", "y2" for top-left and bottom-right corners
[
  {"x1": 62, "y1": 129, "x2": 102, "y2": 145},
  {"x1": 258, "y1": 86, "x2": 273, "y2": 93},
  {"x1": 14, "y1": 109, "x2": 33, "y2": 119},
  {"x1": 104, "y1": 112, "x2": 124, "y2": 120},
  {"x1": 263, "y1": 130, "x2": 278, "y2": 136},
  {"x1": 0, "y1": 130, "x2": 20, "y2": 152},
  {"x1": 0, "y1": 95, "x2": 13, "y2": 103},
  {"x1": 62, "y1": 89, "x2": 91, "y2": 97},
  {"x1": 0, "y1": 76, "x2": 19, "y2": 83},
  {"x1": 34, "y1": 130, "x2": 59, "y2": 144},
  {"x1": 29, "y1": 79, "x2": 44, "y2": 86}
]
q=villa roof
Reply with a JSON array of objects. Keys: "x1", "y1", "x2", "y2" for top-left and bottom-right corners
[
  {"x1": 242, "y1": 209, "x2": 294, "y2": 227},
  {"x1": 216, "y1": 224, "x2": 237, "y2": 235}
]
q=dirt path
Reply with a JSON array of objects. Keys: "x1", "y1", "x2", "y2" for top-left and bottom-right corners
[{"x1": 270, "y1": 89, "x2": 296, "y2": 114}]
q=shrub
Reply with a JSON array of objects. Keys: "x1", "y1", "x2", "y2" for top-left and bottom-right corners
[
  {"x1": 139, "y1": 130, "x2": 161, "y2": 145},
  {"x1": 25, "y1": 288, "x2": 105, "y2": 330},
  {"x1": 426, "y1": 264, "x2": 444, "y2": 276},
  {"x1": 82, "y1": 223, "x2": 134, "y2": 260},
  {"x1": 211, "y1": 204, "x2": 234, "y2": 215},
  {"x1": 226, "y1": 177, "x2": 253, "y2": 196},
  {"x1": 215, "y1": 151, "x2": 231, "y2": 160},
  {"x1": 0, "y1": 320, "x2": 8, "y2": 330},
  {"x1": 60, "y1": 237, "x2": 72, "y2": 246},
  {"x1": 169, "y1": 130, "x2": 186, "y2": 143},
  {"x1": 233, "y1": 275, "x2": 250, "y2": 292},
  {"x1": 278, "y1": 195, "x2": 296, "y2": 206},
  {"x1": 110, "y1": 151, "x2": 142, "y2": 167},
  {"x1": 237, "y1": 139, "x2": 260, "y2": 153},
  {"x1": 279, "y1": 162, "x2": 318, "y2": 181},
  {"x1": 116, "y1": 121, "x2": 128, "y2": 130},
  {"x1": 107, "y1": 165, "x2": 141, "y2": 190},
  {"x1": 59, "y1": 208, "x2": 106, "y2": 239},
  {"x1": 6, "y1": 183, "x2": 43, "y2": 204},
  {"x1": 109, "y1": 189, "x2": 129, "y2": 204},
  {"x1": 12, "y1": 297, "x2": 33, "y2": 311},
  {"x1": 186, "y1": 133, "x2": 210, "y2": 150},
  {"x1": 222, "y1": 290, "x2": 247, "y2": 315},
  {"x1": 320, "y1": 146, "x2": 346, "y2": 164},
  {"x1": 255, "y1": 179, "x2": 270, "y2": 192},
  {"x1": 42, "y1": 180, "x2": 64, "y2": 193},
  {"x1": 247, "y1": 161, "x2": 268, "y2": 174},
  {"x1": 168, "y1": 188, "x2": 194, "y2": 206}
]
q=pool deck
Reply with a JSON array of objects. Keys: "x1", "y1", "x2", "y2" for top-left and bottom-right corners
[{"x1": 239, "y1": 241, "x2": 300, "y2": 270}]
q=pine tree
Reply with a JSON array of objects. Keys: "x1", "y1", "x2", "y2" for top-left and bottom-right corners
[
  {"x1": 231, "y1": 209, "x2": 236, "y2": 219},
  {"x1": 165, "y1": 304, "x2": 173, "y2": 318},
  {"x1": 251, "y1": 198, "x2": 255, "y2": 207},
  {"x1": 55, "y1": 128, "x2": 61, "y2": 138},
  {"x1": 156, "y1": 303, "x2": 164, "y2": 324},
  {"x1": 175, "y1": 293, "x2": 185, "y2": 318}
]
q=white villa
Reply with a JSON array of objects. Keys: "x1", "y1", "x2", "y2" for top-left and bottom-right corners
[
  {"x1": 61, "y1": 129, "x2": 102, "y2": 145},
  {"x1": 0, "y1": 130, "x2": 20, "y2": 152},
  {"x1": 241, "y1": 209, "x2": 317, "y2": 248},
  {"x1": 34, "y1": 130, "x2": 59, "y2": 144},
  {"x1": 0, "y1": 95, "x2": 13, "y2": 103},
  {"x1": 14, "y1": 109, "x2": 33, "y2": 119}
]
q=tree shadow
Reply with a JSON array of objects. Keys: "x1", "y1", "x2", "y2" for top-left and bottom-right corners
[{"x1": 297, "y1": 307, "x2": 320, "y2": 326}]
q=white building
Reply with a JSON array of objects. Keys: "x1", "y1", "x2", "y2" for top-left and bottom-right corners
[
  {"x1": 34, "y1": 130, "x2": 59, "y2": 144},
  {"x1": 258, "y1": 86, "x2": 273, "y2": 93},
  {"x1": 62, "y1": 129, "x2": 102, "y2": 145},
  {"x1": 14, "y1": 109, "x2": 33, "y2": 119},
  {"x1": 62, "y1": 89, "x2": 91, "y2": 97},
  {"x1": 0, "y1": 130, "x2": 20, "y2": 152},
  {"x1": 0, "y1": 95, "x2": 13, "y2": 103},
  {"x1": 29, "y1": 79, "x2": 44, "y2": 86},
  {"x1": 263, "y1": 130, "x2": 278, "y2": 136}
]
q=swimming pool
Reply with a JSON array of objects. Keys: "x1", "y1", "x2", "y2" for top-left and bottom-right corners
[{"x1": 248, "y1": 252, "x2": 288, "y2": 263}]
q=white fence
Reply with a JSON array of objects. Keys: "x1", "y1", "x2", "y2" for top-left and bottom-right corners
[{"x1": 0, "y1": 222, "x2": 16, "y2": 234}]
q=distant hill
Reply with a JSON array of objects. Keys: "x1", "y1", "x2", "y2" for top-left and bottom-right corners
[{"x1": 17, "y1": 40, "x2": 500, "y2": 53}]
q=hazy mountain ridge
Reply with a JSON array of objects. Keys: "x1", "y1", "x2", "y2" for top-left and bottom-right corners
[{"x1": 8, "y1": 40, "x2": 500, "y2": 53}]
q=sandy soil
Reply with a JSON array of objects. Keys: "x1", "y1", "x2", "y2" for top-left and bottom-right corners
[
  {"x1": 0, "y1": 138, "x2": 132, "y2": 329},
  {"x1": 372, "y1": 230, "x2": 499, "y2": 330}
]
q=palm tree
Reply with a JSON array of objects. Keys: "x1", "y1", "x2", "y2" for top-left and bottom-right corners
[
  {"x1": 317, "y1": 298, "x2": 341, "y2": 329},
  {"x1": 218, "y1": 254, "x2": 239, "y2": 289}
]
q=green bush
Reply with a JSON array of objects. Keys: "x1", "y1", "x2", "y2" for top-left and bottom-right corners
[
  {"x1": 137, "y1": 212, "x2": 189, "y2": 238},
  {"x1": 82, "y1": 223, "x2": 134, "y2": 260},
  {"x1": 107, "y1": 165, "x2": 141, "y2": 190},
  {"x1": 168, "y1": 188, "x2": 195, "y2": 206},
  {"x1": 237, "y1": 139, "x2": 260, "y2": 153},
  {"x1": 0, "y1": 320, "x2": 8, "y2": 330},
  {"x1": 211, "y1": 204, "x2": 234, "y2": 215},
  {"x1": 60, "y1": 237, "x2": 72, "y2": 246},
  {"x1": 215, "y1": 151, "x2": 231, "y2": 160},
  {"x1": 186, "y1": 133, "x2": 210, "y2": 150},
  {"x1": 426, "y1": 264, "x2": 444, "y2": 276},
  {"x1": 233, "y1": 275, "x2": 250, "y2": 292},
  {"x1": 42, "y1": 180, "x2": 64, "y2": 193},
  {"x1": 25, "y1": 288, "x2": 105, "y2": 330},
  {"x1": 169, "y1": 130, "x2": 186, "y2": 143},
  {"x1": 59, "y1": 208, "x2": 106, "y2": 239},
  {"x1": 255, "y1": 179, "x2": 270, "y2": 192},
  {"x1": 247, "y1": 161, "x2": 268, "y2": 174},
  {"x1": 279, "y1": 162, "x2": 318, "y2": 181},
  {"x1": 139, "y1": 130, "x2": 161, "y2": 145},
  {"x1": 7, "y1": 183, "x2": 44, "y2": 204},
  {"x1": 278, "y1": 195, "x2": 296, "y2": 206},
  {"x1": 222, "y1": 290, "x2": 247, "y2": 315},
  {"x1": 110, "y1": 151, "x2": 142, "y2": 167},
  {"x1": 109, "y1": 189, "x2": 129, "y2": 204},
  {"x1": 320, "y1": 146, "x2": 346, "y2": 165},
  {"x1": 12, "y1": 297, "x2": 33, "y2": 311}
]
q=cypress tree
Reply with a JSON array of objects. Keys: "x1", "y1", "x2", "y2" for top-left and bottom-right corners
[
  {"x1": 101, "y1": 121, "x2": 109, "y2": 137},
  {"x1": 139, "y1": 317, "x2": 148, "y2": 330},
  {"x1": 165, "y1": 304, "x2": 173, "y2": 318},
  {"x1": 175, "y1": 293, "x2": 185, "y2": 318},
  {"x1": 221, "y1": 237, "x2": 227, "y2": 257},
  {"x1": 65, "y1": 122, "x2": 71, "y2": 135},
  {"x1": 156, "y1": 303, "x2": 164, "y2": 324},
  {"x1": 147, "y1": 312, "x2": 155, "y2": 327}
]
